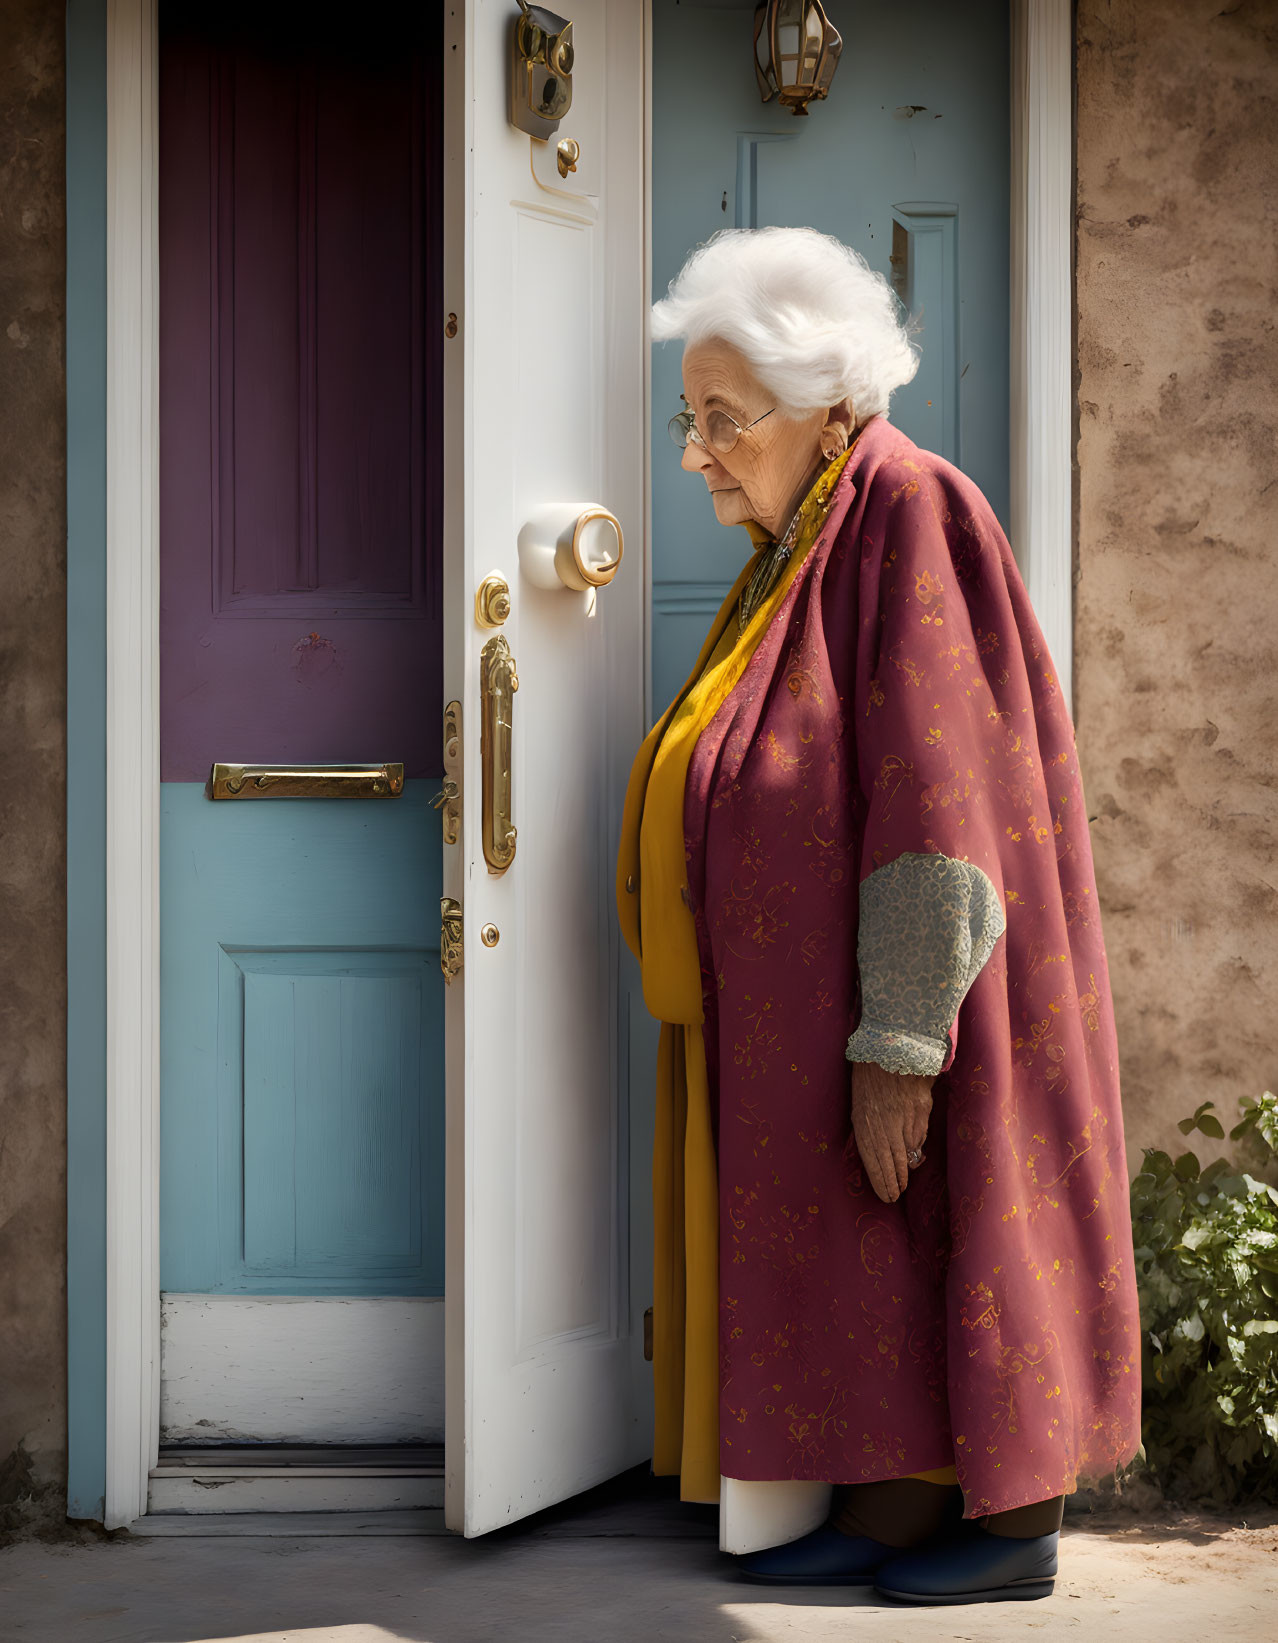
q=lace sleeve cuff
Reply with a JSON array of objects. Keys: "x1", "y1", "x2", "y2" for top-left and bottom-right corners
[
  {"x1": 844, "y1": 852, "x2": 1005, "y2": 1076},
  {"x1": 844, "y1": 1020, "x2": 952, "y2": 1077}
]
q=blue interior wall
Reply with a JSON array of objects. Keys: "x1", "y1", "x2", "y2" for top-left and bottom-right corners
[{"x1": 64, "y1": 0, "x2": 108, "y2": 1523}]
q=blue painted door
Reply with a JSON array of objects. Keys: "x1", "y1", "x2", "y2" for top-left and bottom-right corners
[
  {"x1": 650, "y1": 0, "x2": 1009, "y2": 709},
  {"x1": 157, "y1": 4, "x2": 444, "y2": 1444}
]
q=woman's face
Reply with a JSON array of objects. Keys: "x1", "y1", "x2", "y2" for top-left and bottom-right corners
[{"x1": 679, "y1": 338, "x2": 833, "y2": 539}]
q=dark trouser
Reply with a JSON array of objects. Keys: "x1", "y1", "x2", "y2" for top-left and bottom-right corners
[{"x1": 830, "y1": 1478, "x2": 1065, "y2": 1548}]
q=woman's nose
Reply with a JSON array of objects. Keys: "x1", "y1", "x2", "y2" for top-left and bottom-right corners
[{"x1": 681, "y1": 438, "x2": 714, "y2": 475}]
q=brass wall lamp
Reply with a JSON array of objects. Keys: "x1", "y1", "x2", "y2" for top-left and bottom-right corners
[{"x1": 753, "y1": 0, "x2": 843, "y2": 116}]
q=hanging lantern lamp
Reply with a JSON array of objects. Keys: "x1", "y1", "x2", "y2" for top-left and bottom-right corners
[{"x1": 753, "y1": 0, "x2": 843, "y2": 117}]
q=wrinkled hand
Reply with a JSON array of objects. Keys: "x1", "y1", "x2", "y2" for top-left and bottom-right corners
[{"x1": 850, "y1": 1060, "x2": 934, "y2": 1203}]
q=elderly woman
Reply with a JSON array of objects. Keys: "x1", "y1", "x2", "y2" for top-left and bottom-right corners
[{"x1": 615, "y1": 227, "x2": 1141, "y2": 1605}]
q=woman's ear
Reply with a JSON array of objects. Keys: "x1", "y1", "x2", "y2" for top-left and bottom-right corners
[{"x1": 819, "y1": 396, "x2": 856, "y2": 460}]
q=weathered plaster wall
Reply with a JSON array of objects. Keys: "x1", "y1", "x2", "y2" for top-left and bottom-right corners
[
  {"x1": 1075, "y1": 0, "x2": 1278, "y2": 1170},
  {"x1": 0, "y1": 0, "x2": 68, "y2": 1537}
]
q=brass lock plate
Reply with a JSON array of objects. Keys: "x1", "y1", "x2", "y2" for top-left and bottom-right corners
[
  {"x1": 475, "y1": 573, "x2": 511, "y2": 629},
  {"x1": 440, "y1": 897, "x2": 464, "y2": 984},
  {"x1": 510, "y1": 2, "x2": 574, "y2": 140},
  {"x1": 432, "y1": 700, "x2": 462, "y2": 845}
]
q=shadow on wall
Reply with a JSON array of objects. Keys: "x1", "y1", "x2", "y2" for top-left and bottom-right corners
[{"x1": 0, "y1": 0, "x2": 72, "y2": 1548}]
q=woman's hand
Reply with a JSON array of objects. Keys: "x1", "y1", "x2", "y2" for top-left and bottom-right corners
[{"x1": 850, "y1": 1060, "x2": 934, "y2": 1203}]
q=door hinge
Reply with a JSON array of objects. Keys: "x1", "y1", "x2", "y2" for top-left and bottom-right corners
[
  {"x1": 644, "y1": 1306, "x2": 654, "y2": 1362},
  {"x1": 440, "y1": 897, "x2": 464, "y2": 983}
]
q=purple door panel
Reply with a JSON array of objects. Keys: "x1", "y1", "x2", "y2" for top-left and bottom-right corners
[{"x1": 160, "y1": 4, "x2": 442, "y2": 780}]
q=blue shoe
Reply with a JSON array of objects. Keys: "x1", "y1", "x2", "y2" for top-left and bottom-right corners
[
  {"x1": 873, "y1": 1523, "x2": 1058, "y2": 1604},
  {"x1": 734, "y1": 1522, "x2": 898, "y2": 1586}
]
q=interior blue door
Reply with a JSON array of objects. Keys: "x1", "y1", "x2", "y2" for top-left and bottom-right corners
[
  {"x1": 650, "y1": 0, "x2": 1010, "y2": 709},
  {"x1": 157, "y1": 2, "x2": 444, "y2": 1448}
]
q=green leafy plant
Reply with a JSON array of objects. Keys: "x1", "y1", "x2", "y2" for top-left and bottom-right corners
[{"x1": 1129, "y1": 1090, "x2": 1278, "y2": 1507}]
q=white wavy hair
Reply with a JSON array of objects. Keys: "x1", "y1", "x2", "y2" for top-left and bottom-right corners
[{"x1": 651, "y1": 226, "x2": 919, "y2": 423}]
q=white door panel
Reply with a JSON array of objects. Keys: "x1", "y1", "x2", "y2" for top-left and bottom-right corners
[{"x1": 443, "y1": 0, "x2": 650, "y2": 1537}]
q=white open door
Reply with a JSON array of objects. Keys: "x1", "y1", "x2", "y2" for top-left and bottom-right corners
[{"x1": 442, "y1": 0, "x2": 652, "y2": 1536}]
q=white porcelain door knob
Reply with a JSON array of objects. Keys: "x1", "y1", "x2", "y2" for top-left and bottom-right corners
[{"x1": 518, "y1": 503, "x2": 625, "y2": 594}]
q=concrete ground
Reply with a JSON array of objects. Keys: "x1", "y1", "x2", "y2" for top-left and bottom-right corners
[{"x1": 2, "y1": 1473, "x2": 1275, "y2": 1643}]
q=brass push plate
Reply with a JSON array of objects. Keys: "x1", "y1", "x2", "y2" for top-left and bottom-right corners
[{"x1": 209, "y1": 762, "x2": 404, "y2": 800}]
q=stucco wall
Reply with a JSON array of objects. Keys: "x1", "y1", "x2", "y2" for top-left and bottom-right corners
[
  {"x1": 0, "y1": 0, "x2": 68, "y2": 1537},
  {"x1": 1075, "y1": 0, "x2": 1278, "y2": 1170}
]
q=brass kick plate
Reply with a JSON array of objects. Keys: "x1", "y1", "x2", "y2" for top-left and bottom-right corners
[{"x1": 209, "y1": 762, "x2": 404, "y2": 800}]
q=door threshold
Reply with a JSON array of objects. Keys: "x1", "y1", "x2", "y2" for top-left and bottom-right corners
[
  {"x1": 124, "y1": 1508, "x2": 449, "y2": 1537},
  {"x1": 155, "y1": 1442, "x2": 444, "y2": 1470},
  {"x1": 148, "y1": 1444, "x2": 445, "y2": 1515}
]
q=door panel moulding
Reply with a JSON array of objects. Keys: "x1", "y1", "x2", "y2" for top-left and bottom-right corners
[
  {"x1": 734, "y1": 131, "x2": 797, "y2": 230},
  {"x1": 890, "y1": 202, "x2": 961, "y2": 470}
]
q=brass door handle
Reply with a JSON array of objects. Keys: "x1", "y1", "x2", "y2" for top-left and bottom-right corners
[
  {"x1": 480, "y1": 635, "x2": 518, "y2": 875},
  {"x1": 209, "y1": 762, "x2": 404, "y2": 799}
]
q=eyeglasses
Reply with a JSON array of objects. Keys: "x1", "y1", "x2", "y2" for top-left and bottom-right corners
[{"x1": 668, "y1": 402, "x2": 775, "y2": 455}]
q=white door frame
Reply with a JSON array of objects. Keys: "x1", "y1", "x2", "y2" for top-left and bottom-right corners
[
  {"x1": 1010, "y1": 0, "x2": 1074, "y2": 708},
  {"x1": 104, "y1": 0, "x2": 161, "y2": 1531},
  {"x1": 99, "y1": 0, "x2": 1073, "y2": 1528}
]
